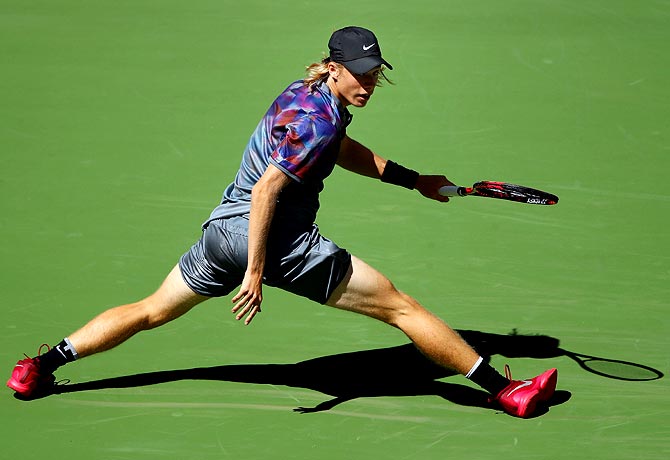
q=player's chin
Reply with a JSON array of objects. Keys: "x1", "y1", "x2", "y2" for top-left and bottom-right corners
[{"x1": 353, "y1": 94, "x2": 371, "y2": 107}]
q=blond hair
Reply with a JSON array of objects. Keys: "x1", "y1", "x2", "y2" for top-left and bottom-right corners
[
  {"x1": 304, "y1": 57, "x2": 393, "y2": 87},
  {"x1": 304, "y1": 57, "x2": 334, "y2": 86}
]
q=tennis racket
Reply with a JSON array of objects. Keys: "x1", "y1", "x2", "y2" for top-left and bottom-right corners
[{"x1": 439, "y1": 181, "x2": 559, "y2": 205}]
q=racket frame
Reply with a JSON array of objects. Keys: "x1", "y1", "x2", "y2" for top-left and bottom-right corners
[{"x1": 439, "y1": 181, "x2": 558, "y2": 205}]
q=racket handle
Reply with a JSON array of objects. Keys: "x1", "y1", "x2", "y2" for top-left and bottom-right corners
[{"x1": 438, "y1": 185, "x2": 467, "y2": 197}]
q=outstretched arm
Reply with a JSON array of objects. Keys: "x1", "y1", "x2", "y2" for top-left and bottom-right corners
[{"x1": 337, "y1": 135, "x2": 454, "y2": 202}]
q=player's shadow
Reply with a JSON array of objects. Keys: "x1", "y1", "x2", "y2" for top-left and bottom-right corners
[{"x1": 19, "y1": 329, "x2": 585, "y2": 416}]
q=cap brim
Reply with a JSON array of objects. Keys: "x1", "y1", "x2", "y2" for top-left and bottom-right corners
[{"x1": 341, "y1": 56, "x2": 393, "y2": 75}]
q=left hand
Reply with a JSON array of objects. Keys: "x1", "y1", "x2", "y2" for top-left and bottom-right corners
[
  {"x1": 231, "y1": 270, "x2": 264, "y2": 325},
  {"x1": 415, "y1": 175, "x2": 455, "y2": 202}
]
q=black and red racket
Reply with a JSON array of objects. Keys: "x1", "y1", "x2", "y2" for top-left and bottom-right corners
[{"x1": 439, "y1": 181, "x2": 559, "y2": 205}]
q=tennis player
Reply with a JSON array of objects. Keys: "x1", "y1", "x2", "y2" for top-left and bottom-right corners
[{"x1": 7, "y1": 26, "x2": 557, "y2": 418}]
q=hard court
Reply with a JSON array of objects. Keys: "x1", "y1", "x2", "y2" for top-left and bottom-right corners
[{"x1": 1, "y1": 1, "x2": 668, "y2": 459}]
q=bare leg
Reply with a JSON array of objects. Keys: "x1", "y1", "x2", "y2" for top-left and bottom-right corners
[
  {"x1": 68, "y1": 265, "x2": 209, "y2": 358},
  {"x1": 326, "y1": 256, "x2": 480, "y2": 375}
]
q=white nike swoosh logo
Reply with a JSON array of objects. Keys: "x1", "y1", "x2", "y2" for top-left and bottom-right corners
[
  {"x1": 506, "y1": 380, "x2": 533, "y2": 397},
  {"x1": 363, "y1": 43, "x2": 376, "y2": 51}
]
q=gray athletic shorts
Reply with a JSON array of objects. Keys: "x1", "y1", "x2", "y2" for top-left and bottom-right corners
[{"x1": 179, "y1": 216, "x2": 352, "y2": 304}]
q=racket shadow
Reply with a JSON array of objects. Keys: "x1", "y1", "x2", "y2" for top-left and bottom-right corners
[{"x1": 462, "y1": 329, "x2": 664, "y2": 382}]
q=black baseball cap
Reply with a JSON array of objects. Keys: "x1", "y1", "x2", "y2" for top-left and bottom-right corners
[{"x1": 328, "y1": 26, "x2": 393, "y2": 75}]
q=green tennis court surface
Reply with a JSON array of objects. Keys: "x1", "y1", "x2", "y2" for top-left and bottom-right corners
[{"x1": 2, "y1": 1, "x2": 668, "y2": 458}]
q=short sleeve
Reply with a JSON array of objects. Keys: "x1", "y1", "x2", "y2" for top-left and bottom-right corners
[{"x1": 270, "y1": 115, "x2": 337, "y2": 182}]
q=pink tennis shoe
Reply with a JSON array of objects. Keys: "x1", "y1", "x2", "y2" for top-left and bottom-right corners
[
  {"x1": 493, "y1": 365, "x2": 558, "y2": 418},
  {"x1": 7, "y1": 345, "x2": 56, "y2": 397}
]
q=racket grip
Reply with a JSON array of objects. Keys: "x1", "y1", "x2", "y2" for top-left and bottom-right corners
[{"x1": 438, "y1": 185, "x2": 467, "y2": 197}]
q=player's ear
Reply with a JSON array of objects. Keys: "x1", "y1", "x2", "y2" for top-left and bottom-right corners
[{"x1": 327, "y1": 61, "x2": 341, "y2": 81}]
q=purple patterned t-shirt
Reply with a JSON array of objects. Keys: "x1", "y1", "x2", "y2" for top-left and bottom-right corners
[{"x1": 206, "y1": 80, "x2": 352, "y2": 228}]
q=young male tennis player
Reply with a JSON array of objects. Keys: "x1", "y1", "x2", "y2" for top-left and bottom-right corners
[{"x1": 7, "y1": 26, "x2": 557, "y2": 418}]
